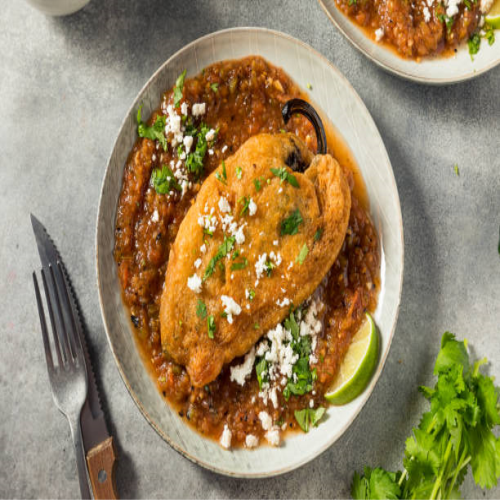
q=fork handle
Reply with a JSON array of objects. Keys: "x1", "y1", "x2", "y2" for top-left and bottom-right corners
[
  {"x1": 69, "y1": 417, "x2": 93, "y2": 499},
  {"x1": 86, "y1": 437, "x2": 118, "y2": 499}
]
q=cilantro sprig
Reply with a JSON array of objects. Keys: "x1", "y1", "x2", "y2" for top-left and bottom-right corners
[
  {"x1": 137, "y1": 106, "x2": 167, "y2": 151},
  {"x1": 173, "y1": 70, "x2": 186, "y2": 108},
  {"x1": 281, "y1": 208, "x2": 304, "y2": 236},
  {"x1": 151, "y1": 165, "x2": 181, "y2": 194},
  {"x1": 270, "y1": 167, "x2": 299, "y2": 188},
  {"x1": 203, "y1": 236, "x2": 235, "y2": 281},
  {"x1": 294, "y1": 407, "x2": 325, "y2": 433},
  {"x1": 351, "y1": 332, "x2": 500, "y2": 500}
]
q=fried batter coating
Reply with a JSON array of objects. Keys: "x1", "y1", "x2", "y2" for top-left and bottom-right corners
[{"x1": 160, "y1": 133, "x2": 351, "y2": 387}]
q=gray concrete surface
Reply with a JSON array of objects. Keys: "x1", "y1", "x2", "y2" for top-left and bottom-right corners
[{"x1": 1, "y1": 0, "x2": 499, "y2": 498}]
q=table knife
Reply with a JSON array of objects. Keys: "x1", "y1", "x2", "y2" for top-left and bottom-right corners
[{"x1": 31, "y1": 215, "x2": 118, "y2": 499}]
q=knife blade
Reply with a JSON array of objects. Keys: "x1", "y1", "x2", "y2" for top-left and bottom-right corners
[{"x1": 31, "y1": 214, "x2": 118, "y2": 499}]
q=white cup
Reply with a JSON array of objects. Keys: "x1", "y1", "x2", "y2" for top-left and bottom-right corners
[{"x1": 24, "y1": 0, "x2": 91, "y2": 16}]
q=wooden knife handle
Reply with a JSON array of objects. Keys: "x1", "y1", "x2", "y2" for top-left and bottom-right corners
[{"x1": 86, "y1": 437, "x2": 118, "y2": 499}]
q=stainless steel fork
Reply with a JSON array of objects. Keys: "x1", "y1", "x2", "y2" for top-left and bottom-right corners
[{"x1": 33, "y1": 262, "x2": 92, "y2": 499}]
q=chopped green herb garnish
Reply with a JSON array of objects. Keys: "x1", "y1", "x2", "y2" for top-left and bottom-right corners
[
  {"x1": 220, "y1": 311, "x2": 228, "y2": 318},
  {"x1": 314, "y1": 228, "x2": 323, "y2": 242},
  {"x1": 239, "y1": 196, "x2": 251, "y2": 215},
  {"x1": 296, "y1": 243, "x2": 309, "y2": 265},
  {"x1": 222, "y1": 160, "x2": 227, "y2": 180},
  {"x1": 254, "y1": 323, "x2": 260, "y2": 329},
  {"x1": 203, "y1": 236, "x2": 235, "y2": 281},
  {"x1": 306, "y1": 83, "x2": 313, "y2": 90},
  {"x1": 253, "y1": 178, "x2": 262, "y2": 191},
  {"x1": 185, "y1": 123, "x2": 214, "y2": 178},
  {"x1": 231, "y1": 257, "x2": 248, "y2": 271},
  {"x1": 151, "y1": 165, "x2": 181, "y2": 194},
  {"x1": 231, "y1": 250, "x2": 240, "y2": 260},
  {"x1": 173, "y1": 70, "x2": 186, "y2": 108},
  {"x1": 454, "y1": 164, "x2": 460, "y2": 176},
  {"x1": 281, "y1": 208, "x2": 303, "y2": 236},
  {"x1": 468, "y1": 33, "x2": 481, "y2": 60},
  {"x1": 463, "y1": 0, "x2": 471, "y2": 8},
  {"x1": 255, "y1": 357, "x2": 268, "y2": 389},
  {"x1": 438, "y1": 13, "x2": 454, "y2": 33},
  {"x1": 348, "y1": 0, "x2": 357, "y2": 6},
  {"x1": 215, "y1": 172, "x2": 227, "y2": 185},
  {"x1": 196, "y1": 299, "x2": 207, "y2": 319},
  {"x1": 210, "y1": 82, "x2": 219, "y2": 92},
  {"x1": 280, "y1": 128, "x2": 286, "y2": 134},
  {"x1": 294, "y1": 407, "x2": 325, "y2": 433},
  {"x1": 270, "y1": 167, "x2": 299, "y2": 188},
  {"x1": 207, "y1": 315, "x2": 215, "y2": 339},
  {"x1": 265, "y1": 259, "x2": 275, "y2": 276},
  {"x1": 236, "y1": 166, "x2": 243, "y2": 179},
  {"x1": 248, "y1": 289, "x2": 256, "y2": 301},
  {"x1": 484, "y1": 24, "x2": 495, "y2": 46},
  {"x1": 137, "y1": 106, "x2": 168, "y2": 151}
]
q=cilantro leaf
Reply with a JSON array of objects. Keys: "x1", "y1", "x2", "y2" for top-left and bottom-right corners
[
  {"x1": 173, "y1": 70, "x2": 186, "y2": 108},
  {"x1": 468, "y1": 33, "x2": 481, "y2": 60},
  {"x1": 281, "y1": 208, "x2": 303, "y2": 236},
  {"x1": 352, "y1": 471, "x2": 369, "y2": 500},
  {"x1": 239, "y1": 196, "x2": 251, "y2": 215},
  {"x1": 137, "y1": 107, "x2": 168, "y2": 151},
  {"x1": 196, "y1": 299, "x2": 207, "y2": 319},
  {"x1": 203, "y1": 236, "x2": 235, "y2": 281},
  {"x1": 314, "y1": 228, "x2": 323, "y2": 242},
  {"x1": 210, "y1": 82, "x2": 219, "y2": 92},
  {"x1": 434, "y1": 332, "x2": 469, "y2": 376},
  {"x1": 368, "y1": 468, "x2": 401, "y2": 500},
  {"x1": 296, "y1": 243, "x2": 309, "y2": 264},
  {"x1": 255, "y1": 357, "x2": 268, "y2": 389},
  {"x1": 270, "y1": 167, "x2": 300, "y2": 188},
  {"x1": 185, "y1": 123, "x2": 213, "y2": 178},
  {"x1": 151, "y1": 165, "x2": 181, "y2": 194},
  {"x1": 236, "y1": 166, "x2": 243, "y2": 179},
  {"x1": 253, "y1": 178, "x2": 262, "y2": 191},
  {"x1": 294, "y1": 407, "x2": 325, "y2": 432},
  {"x1": 230, "y1": 257, "x2": 248, "y2": 271},
  {"x1": 207, "y1": 315, "x2": 215, "y2": 339}
]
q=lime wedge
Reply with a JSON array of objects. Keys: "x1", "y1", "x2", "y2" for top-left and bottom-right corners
[
  {"x1": 325, "y1": 313, "x2": 379, "y2": 405},
  {"x1": 485, "y1": 0, "x2": 500, "y2": 28}
]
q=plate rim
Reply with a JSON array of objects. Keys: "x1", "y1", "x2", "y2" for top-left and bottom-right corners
[
  {"x1": 95, "y1": 26, "x2": 405, "y2": 478},
  {"x1": 317, "y1": 0, "x2": 500, "y2": 85}
]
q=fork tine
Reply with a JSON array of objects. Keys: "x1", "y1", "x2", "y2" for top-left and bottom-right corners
[
  {"x1": 33, "y1": 272, "x2": 54, "y2": 371},
  {"x1": 48, "y1": 264, "x2": 74, "y2": 366},
  {"x1": 41, "y1": 267, "x2": 65, "y2": 367},
  {"x1": 56, "y1": 262, "x2": 84, "y2": 365}
]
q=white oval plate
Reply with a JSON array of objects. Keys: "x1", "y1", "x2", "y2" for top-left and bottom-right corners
[
  {"x1": 96, "y1": 27, "x2": 404, "y2": 478},
  {"x1": 319, "y1": 0, "x2": 500, "y2": 84}
]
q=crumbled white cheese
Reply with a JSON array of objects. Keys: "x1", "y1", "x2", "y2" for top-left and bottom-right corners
[
  {"x1": 151, "y1": 209, "x2": 159, "y2": 222},
  {"x1": 248, "y1": 198, "x2": 257, "y2": 216},
  {"x1": 205, "y1": 129, "x2": 216, "y2": 142},
  {"x1": 218, "y1": 196, "x2": 231, "y2": 214},
  {"x1": 180, "y1": 102, "x2": 189, "y2": 116},
  {"x1": 208, "y1": 148, "x2": 214, "y2": 156},
  {"x1": 221, "y1": 295, "x2": 241, "y2": 324},
  {"x1": 187, "y1": 274, "x2": 202, "y2": 293},
  {"x1": 309, "y1": 400, "x2": 314, "y2": 408},
  {"x1": 233, "y1": 225, "x2": 246, "y2": 245},
  {"x1": 221, "y1": 145, "x2": 228, "y2": 154},
  {"x1": 183, "y1": 134, "x2": 193, "y2": 153},
  {"x1": 245, "y1": 434, "x2": 259, "y2": 448},
  {"x1": 192, "y1": 103, "x2": 206, "y2": 116},
  {"x1": 269, "y1": 387, "x2": 279, "y2": 409},
  {"x1": 220, "y1": 424, "x2": 232, "y2": 449},
  {"x1": 480, "y1": 0, "x2": 493, "y2": 13},
  {"x1": 255, "y1": 253, "x2": 268, "y2": 279},
  {"x1": 375, "y1": 28, "x2": 384, "y2": 42},
  {"x1": 194, "y1": 258, "x2": 202, "y2": 269},
  {"x1": 258, "y1": 411, "x2": 273, "y2": 431},
  {"x1": 200, "y1": 244, "x2": 207, "y2": 253},
  {"x1": 276, "y1": 298, "x2": 290, "y2": 308},
  {"x1": 273, "y1": 240, "x2": 279, "y2": 246},
  {"x1": 230, "y1": 347, "x2": 256, "y2": 386},
  {"x1": 423, "y1": 5, "x2": 431, "y2": 21},
  {"x1": 445, "y1": 0, "x2": 461, "y2": 17},
  {"x1": 265, "y1": 428, "x2": 281, "y2": 447}
]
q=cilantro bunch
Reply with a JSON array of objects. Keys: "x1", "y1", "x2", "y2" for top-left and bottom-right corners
[{"x1": 352, "y1": 332, "x2": 500, "y2": 499}]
